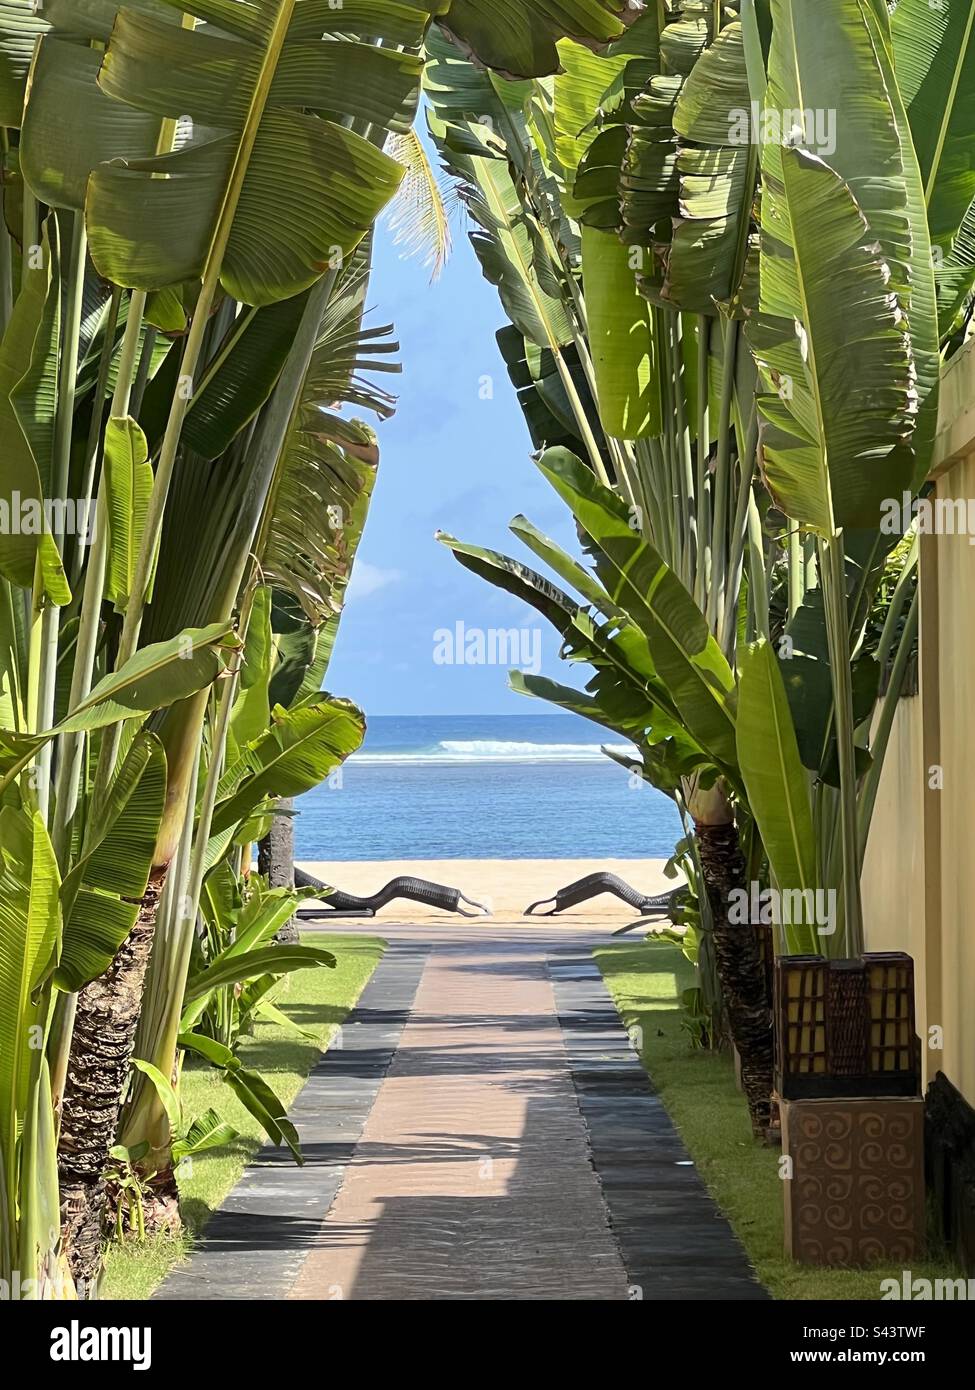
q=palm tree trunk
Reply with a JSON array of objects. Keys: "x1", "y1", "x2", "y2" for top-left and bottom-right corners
[
  {"x1": 258, "y1": 798, "x2": 299, "y2": 944},
  {"x1": 689, "y1": 781, "x2": 773, "y2": 1139},
  {"x1": 59, "y1": 682, "x2": 211, "y2": 1289},
  {"x1": 57, "y1": 867, "x2": 168, "y2": 1292}
]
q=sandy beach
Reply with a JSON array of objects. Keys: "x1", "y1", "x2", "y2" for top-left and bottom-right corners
[{"x1": 298, "y1": 857, "x2": 677, "y2": 926}]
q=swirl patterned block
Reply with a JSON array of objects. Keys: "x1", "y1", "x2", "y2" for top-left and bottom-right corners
[{"x1": 782, "y1": 1098, "x2": 925, "y2": 1266}]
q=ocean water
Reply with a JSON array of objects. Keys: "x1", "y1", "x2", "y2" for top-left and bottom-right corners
[{"x1": 295, "y1": 712, "x2": 682, "y2": 861}]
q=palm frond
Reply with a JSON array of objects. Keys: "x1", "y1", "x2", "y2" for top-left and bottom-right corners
[
  {"x1": 144, "y1": 245, "x2": 397, "y2": 643},
  {"x1": 384, "y1": 128, "x2": 461, "y2": 282},
  {"x1": 258, "y1": 244, "x2": 397, "y2": 626}
]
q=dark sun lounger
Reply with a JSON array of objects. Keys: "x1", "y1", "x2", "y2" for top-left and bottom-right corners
[
  {"x1": 294, "y1": 866, "x2": 490, "y2": 919},
  {"x1": 525, "y1": 871, "x2": 683, "y2": 934}
]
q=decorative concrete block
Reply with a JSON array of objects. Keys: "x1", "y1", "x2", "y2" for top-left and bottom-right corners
[{"x1": 782, "y1": 1097, "x2": 925, "y2": 1265}]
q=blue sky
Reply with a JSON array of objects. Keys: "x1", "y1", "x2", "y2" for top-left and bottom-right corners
[{"x1": 326, "y1": 209, "x2": 584, "y2": 716}]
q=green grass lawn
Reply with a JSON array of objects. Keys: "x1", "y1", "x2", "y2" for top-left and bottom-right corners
[
  {"x1": 102, "y1": 933, "x2": 385, "y2": 1300},
  {"x1": 595, "y1": 940, "x2": 956, "y2": 1301}
]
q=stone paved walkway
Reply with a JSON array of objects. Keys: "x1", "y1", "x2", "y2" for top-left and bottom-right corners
[{"x1": 155, "y1": 923, "x2": 766, "y2": 1302}]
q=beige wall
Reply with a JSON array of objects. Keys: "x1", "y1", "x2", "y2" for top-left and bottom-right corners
[
  {"x1": 929, "y1": 455, "x2": 975, "y2": 1104},
  {"x1": 862, "y1": 697, "x2": 927, "y2": 1055},
  {"x1": 861, "y1": 437, "x2": 975, "y2": 1105}
]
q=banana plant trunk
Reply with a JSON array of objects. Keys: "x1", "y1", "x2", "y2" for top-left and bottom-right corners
[
  {"x1": 688, "y1": 780, "x2": 773, "y2": 1139},
  {"x1": 57, "y1": 866, "x2": 169, "y2": 1291}
]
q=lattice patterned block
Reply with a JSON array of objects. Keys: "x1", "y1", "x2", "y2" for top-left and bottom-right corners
[
  {"x1": 775, "y1": 953, "x2": 920, "y2": 1099},
  {"x1": 782, "y1": 1098, "x2": 925, "y2": 1265}
]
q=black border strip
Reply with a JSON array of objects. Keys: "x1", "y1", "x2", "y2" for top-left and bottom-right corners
[
  {"x1": 549, "y1": 950, "x2": 768, "y2": 1301},
  {"x1": 153, "y1": 944, "x2": 428, "y2": 1301}
]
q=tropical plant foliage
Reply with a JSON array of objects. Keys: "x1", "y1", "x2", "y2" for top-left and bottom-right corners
[
  {"x1": 0, "y1": 0, "x2": 470, "y2": 1298},
  {"x1": 432, "y1": 0, "x2": 966, "y2": 1134},
  {"x1": 0, "y1": 0, "x2": 972, "y2": 1297}
]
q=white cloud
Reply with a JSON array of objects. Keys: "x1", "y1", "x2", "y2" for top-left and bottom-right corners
[{"x1": 345, "y1": 562, "x2": 404, "y2": 602}]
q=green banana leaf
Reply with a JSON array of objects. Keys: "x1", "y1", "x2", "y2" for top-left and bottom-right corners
[
  {"x1": 202, "y1": 880, "x2": 307, "y2": 965},
  {"x1": 0, "y1": 622, "x2": 235, "y2": 791},
  {"x1": 182, "y1": 293, "x2": 310, "y2": 461},
  {"x1": 84, "y1": 0, "x2": 415, "y2": 304},
  {"x1": 556, "y1": 6, "x2": 662, "y2": 168},
  {"x1": 892, "y1": 0, "x2": 975, "y2": 260},
  {"x1": 666, "y1": 19, "x2": 756, "y2": 312},
  {"x1": 750, "y1": 147, "x2": 917, "y2": 532},
  {"x1": 441, "y1": 119, "x2": 574, "y2": 349},
  {"x1": 177, "y1": 1031, "x2": 302, "y2": 1162},
  {"x1": 581, "y1": 223, "x2": 660, "y2": 438},
  {"x1": 439, "y1": 529, "x2": 689, "y2": 742},
  {"x1": 267, "y1": 590, "x2": 323, "y2": 711},
  {"x1": 258, "y1": 252, "x2": 391, "y2": 628},
  {"x1": 17, "y1": 1054, "x2": 63, "y2": 1291},
  {"x1": 104, "y1": 416, "x2": 154, "y2": 614},
  {"x1": 552, "y1": 37, "x2": 630, "y2": 178},
  {"x1": 509, "y1": 667, "x2": 638, "y2": 735},
  {"x1": 0, "y1": 809, "x2": 61, "y2": 1233},
  {"x1": 620, "y1": 67, "x2": 681, "y2": 250},
  {"x1": 223, "y1": 1064, "x2": 302, "y2": 1163},
  {"x1": 425, "y1": 21, "x2": 531, "y2": 116},
  {"x1": 130, "y1": 1059, "x2": 180, "y2": 1136},
  {"x1": 0, "y1": 0, "x2": 48, "y2": 128},
  {"x1": 42, "y1": 1, "x2": 172, "y2": 38},
  {"x1": 779, "y1": 565, "x2": 881, "y2": 785},
  {"x1": 617, "y1": 0, "x2": 714, "y2": 256},
  {"x1": 0, "y1": 578, "x2": 25, "y2": 729},
  {"x1": 510, "y1": 669, "x2": 709, "y2": 792},
  {"x1": 186, "y1": 878, "x2": 320, "y2": 1034},
  {"x1": 230, "y1": 586, "x2": 273, "y2": 754},
  {"x1": 439, "y1": 531, "x2": 585, "y2": 632},
  {"x1": 0, "y1": 217, "x2": 69, "y2": 601},
  {"x1": 937, "y1": 196, "x2": 975, "y2": 338},
  {"x1": 171, "y1": 1109, "x2": 239, "y2": 1163},
  {"x1": 54, "y1": 894, "x2": 138, "y2": 999},
  {"x1": 660, "y1": 4, "x2": 710, "y2": 77},
  {"x1": 535, "y1": 446, "x2": 739, "y2": 772},
  {"x1": 144, "y1": 243, "x2": 390, "y2": 672},
  {"x1": 55, "y1": 734, "x2": 167, "y2": 990},
  {"x1": 508, "y1": 513, "x2": 628, "y2": 618},
  {"x1": 891, "y1": 0, "x2": 975, "y2": 338},
  {"x1": 439, "y1": 0, "x2": 626, "y2": 79},
  {"x1": 620, "y1": 75, "x2": 681, "y2": 256},
  {"x1": 736, "y1": 638, "x2": 819, "y2": 952},
  {"x1": 760, "y1": 0, "x2": 939, "y2": 489},
  {"x1": 183, "y1": 944, "x2": 336, "y2": 1007},
  {"x1": 61, "y1": 622, "x2": 236, "y2": 732},
  {"x1": 20, "y1": 37, "x2": 159, "y2": 211},
  {"x1": 495, "y1": 327, "x2": 597, "y2": 453},
  {"x1": 573, "y1": 126, "x2": 630, "y2": 227},
  {"x1": 211, "y1": 695, "x2": 365, "y2": 837}
]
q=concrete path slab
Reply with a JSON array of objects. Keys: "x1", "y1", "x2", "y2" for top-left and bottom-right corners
[
  {"x1": 156, "y1": 920, "x2": 767, "y2": 1302},
  {"x1": 290, "y1": 936, "x2": 630, "y2": 1300}
]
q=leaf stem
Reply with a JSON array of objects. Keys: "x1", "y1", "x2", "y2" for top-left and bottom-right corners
[
  {"x1": 34, "y1": 213, "x2": 87, "y2": 823},
  {"x1": 819, "y1": 531, "x2": 864, "y2": 954},
  {"x1": 93, "y1": 1, "x2": 299, "y2": 807}
]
